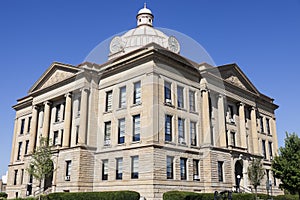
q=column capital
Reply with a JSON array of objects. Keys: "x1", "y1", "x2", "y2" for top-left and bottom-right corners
[
  {"x1": 43, "y1": 101, "x2": 52, "y2": 106},
  {"x1": 218, "y1": 94, "x2": 225, "y2": 99},
  {"x1": 80, "y1": 87, "x2": 90, "y2": 93},
  {"x1": 64, "y1": 92, "x2": 72, "y2": 98},
  {"x1": 250, "y1": 106, "x2": 257, "y2": 111},
  {"x1": 32, "y1": 105, "x2": 39, "y2": 110},
  {"x1": 238, "y1": 102, "x2": 245, "y2": 107}
]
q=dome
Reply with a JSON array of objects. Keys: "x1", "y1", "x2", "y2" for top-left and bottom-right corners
[{"x1": 108, "y1": 4, "x2": 180, "y2": 60}]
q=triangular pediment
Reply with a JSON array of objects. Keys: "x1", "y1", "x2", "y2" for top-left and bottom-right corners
[
  {"x1": 217, "y1": 64, "x2": 259, "y2": 94},
  {"x1": 29, "y1": 62, "x2": 80, "y2": 93}
]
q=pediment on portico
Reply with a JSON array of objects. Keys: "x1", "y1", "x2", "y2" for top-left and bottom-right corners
[{"x1": 29, "y1": 62, "x2": 80, "y2": 93}]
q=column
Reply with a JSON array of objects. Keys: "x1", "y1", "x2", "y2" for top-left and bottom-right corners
[
  {"x1": 239, "y1": 103, "x2": 247, "y2": 148},
  {"x1": 10, "y1": 118, "x2": 18, "y2": 163},
  {"x1": 42, "y1": 101, "x2": 51, "y2": 141},
  {"x1": 78, "y1": 88, "x2": 89, "y2": 145},
  {"x1": 201, "y1": 88, "x2": 211, "y2": 145},
  {"x1": 218, "y1": 94, "x2": 227, "y2": 147},
  {"x1": 63, "y1": 93, "x2": 72, "y2": 147},
  {"x1": 250, "y1": 107, "x2": 259, "y2": 154},
  {"x1": 29, "y1": 105, "x2": 39, "y2": 153},
  {"x1": 271, "y1": 118, "x2": 279, "y2": 155}
]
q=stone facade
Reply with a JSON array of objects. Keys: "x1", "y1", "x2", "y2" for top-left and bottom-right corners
[{"x1": 6, "y1": 5, "x2": 281, "y2": 200}]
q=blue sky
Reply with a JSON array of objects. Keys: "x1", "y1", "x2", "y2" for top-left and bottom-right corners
[{"x1": 0, "y1": 1, "x2": 299, "y2": 176}]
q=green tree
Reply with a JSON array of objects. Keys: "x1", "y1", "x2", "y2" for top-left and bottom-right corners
[
  {"x1": 26, "y1": 137, "x2": 54, "y2": 196},
  {"x1": 248, "y1": 158, "x2": 265, "y2": 199},
  {"x1": 272, "y1": 132, "x2": 300, "y2": 200}
]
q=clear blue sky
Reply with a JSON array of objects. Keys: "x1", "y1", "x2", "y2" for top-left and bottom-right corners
[{"x1": 0, "y1": 1, "x2": 299, "y2": 176}]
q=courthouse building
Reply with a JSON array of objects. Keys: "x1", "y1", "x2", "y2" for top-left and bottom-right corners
[{"x1": 6, "y1": 5, "x2": 280, "y2": 200}]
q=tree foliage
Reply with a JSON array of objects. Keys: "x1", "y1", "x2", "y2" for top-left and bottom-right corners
[
  {"x1": 272, "y1": 132, "x2": 300, "y2": 200},
  {"x1": 26, "y1": 137, "x2": 54, "y2": 189},
  {"x1": 248, "y1": 158, "x2": 265, "y2": 199}
]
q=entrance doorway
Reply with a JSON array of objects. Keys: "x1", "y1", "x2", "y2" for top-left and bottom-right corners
[
  {"x1": 43, "y1": 162, "x2": 54, "y2": 191},
  {"x1": 235, "y1": 160, "x2": 243, "y2": 192}
]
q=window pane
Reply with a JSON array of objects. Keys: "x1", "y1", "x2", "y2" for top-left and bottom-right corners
[
  {"x1": 193, "y1": 160, "x2": 200, "y2": 181},
  {"x1": 165, "y1": 115, "x2": 172, "y2": 142},
  {"x1": 106, "y1": 91, "x2": 113, "y2": 111},
  {"x1": 218, "y1": 161, "x2": 223, "y2": 182},
  {"x1": 131, "y1": 156, "x2": 139, "y2": 179},
  {"x1": 177, "y1": 86, "x2": 184, "y2": 108},
  {"x1": 180, "y1": 158, "x2": 187, "y2": 180},
  {"x1": 119, "y1": 86, "x2": 126, "y2": 108},
  {"x1": 116, "y1": 158, "x2": 123, "y2": 180},
  {"x1": 166, "y1": 156, "x2": 173, "y2": 179},
  {"x1": 118, "y1": 118, "x2": 125, "y2": 144},
  {"x1": 20, "y1": 119, "x2": 25, "y2": 134},
  {"x1": 262, "y1": 140, "x2": 266, "y2": 159},
  {"x1": 134, "y1": 81, "x2": 141, "y2": 104},
  {"x1": 104, "y1": 121, "x2": 111, "y2": 144},
  {"x1": 190, "y1": 121, "x2": 197, "y2": 146},
  {"x1": 102, "y1": 160, "x2": 108, "y2": 180},
  {"x1": 189, "y1": 91, "x2": 195, "y2": 111},
  {"x1": 133, "y1": 115, "x2": 141, "y2": 141},
  {"x1": 164, "y1": 82, "x2": 171, "y2": 103},
  {"x1": 178, "y1": 118, "x2": 185, "y2": 143}
]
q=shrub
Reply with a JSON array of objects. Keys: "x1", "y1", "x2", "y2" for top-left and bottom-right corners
[
  {"x1": 273, "y1": 195, "x2": 299, "y2": 200},
  {"x1": 0, "y1": 192, "x2": 7, "y2": 198},
  {"x1": 44, "y1": 191, "x2": 139, "y2": 200}
]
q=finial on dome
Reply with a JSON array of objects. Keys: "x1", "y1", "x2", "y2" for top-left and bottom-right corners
[{"x1": 136, "y1": 3, "x2": 153, "y2": 27}]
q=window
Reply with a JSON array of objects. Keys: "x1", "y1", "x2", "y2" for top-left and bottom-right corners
[
  {"x1": 189, "y1": 90, "x2": 196, "y2": 112},
  {"x1": 165, "y1": 115, "x2": 172, "y2": 142},
  {"x1": 17, "y1": 142, "x2": 22, "y2": 160},
  {"x1": 273, "y1": 174, "x2": 277, "y2": 186},
  {"x1": 178, "y1": 118, "x2": 185, "y2": 143},
  {"x1": 66, "y1": 160, "x2": 72, "y2": 181},
  {"x1": 102, "y1": 160, "x2": 108, "y2": 180},
  {"x1": 177, "y1": 86, "x2": 184, "y2": 108},
  {"x1": 77, "y1": 96, "x2": 81, "y2": 116},
  {"x1": 27, "y1": 117, "x2": 32, "y2": 133},
  {"x1": 118, "y1": 118, "x2": 125, "y2": 144},
  {"x1": 14, "y1": 170, "x2": 18, "y2": 185},
  {"x1": 20, "y1": 119, "x2": 25, "y2": 134},
  {"x1": 266, "y1": 118, "x2": 271, "y2": 134},
  {"x1": 61, "y1": 130, "x2": 64, "y2": 146},
  {"x1": 164, "y1": 81, "x2": 172, "y2": 104},
  {"x1": 180, "y1": 158, "x2": 187, "y2": 180},
  {"x1": 29, "y1": 166, "x2": 33, "y2": 184},
  {"x1": 228, "y1": 105, "x2": 234, "y2": 120},
  {"x1": 53, "y1": 131, "x2": 59, "y2": 146},
  {"x1": 119, "y1": 86, "x2": 126, "y2": 108},
  {"x1": 166, "y1": 156, "x2": 174, "y2": 179},
  {"x1": 262, "y1": 140, "x2": 267, "y2": 159},
  {"x1": 116, "y1": 158, "x2": 123, "y2": 180},
  {"x1": 230, "y1": 131, "x2": 236, "y2": 147},
  {"x1": 55, "y1": 105, "x2": 61, "y2": 122},
  {"x1": 24, "y1": 140, "x2": 29, "y2": 155},
  {"x1": 268, "y1": 141, "x2": 273, "y2": 159},
  {"x1": 260, "y1": 116, "x2": 264, "y2": 133},
  {"x1": 133, "y1": 114, "x2": 141, "y2": 142},
  {"x1": 193, "y1": 159, "x2": 200, "y2": 181},
  {"x1": 75, "y1": 126, "x2": 79, "y2": 145},
  {"x1": 190, "y1": 121, "x2": 197, "y2": 146},
  {"x1": 131, "y1": 156, "x2": 139, "y2": 179},
  {"x1": 20, "y1": 169, "x2": 24, "y2": 185},
  {"x1": 105, "y1": 90, "x2": 113, "y2": 112},
  {"x1": 104, "y1": 121, "x2": 111, "y2": 145},
  {"x1": 134, "y1": 81, "x2": 141, "y2": 104},
  {"x1": 218, "y1": 161, "x2": 224, "y2": 182}
]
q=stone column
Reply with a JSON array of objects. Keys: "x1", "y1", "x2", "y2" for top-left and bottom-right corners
[
  {"x1": 250, "y1": 107, "x2": 259, "y2": 154},
  {"x1": 42, "y1": 101, "x2": 51, "y2": 140},
  {"x1": 201, "y1": 88, "x2": 211, "y2": 145},
  {"x1": 10, "y1": 118, "x2": 18, "y2": 163},
  {"x1": 63, "y1": 93, "x2": 72, "y2": 147},
  {"x1": 218, "y1": 94, "x2": 227, "y2": 147},
  {"x1": 271, "y1": 118, "x2": 279, "y2": 155},
  {"x1": 29, "y1": 105, "x2": 39, "y2": 153},
  {"x1": 239, "y1": 103, "x2": 247, "y2": 148},
  {"x1": 78, "y1": 88, "x2": 89, "y2": 145}
]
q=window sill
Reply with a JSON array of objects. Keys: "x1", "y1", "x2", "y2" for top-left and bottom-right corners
[
  {"x1": 165, "y1": 141, "x2": 176, "y2": 145},
  {"x1": 131, "y1": 102, "x2": 142, "y2": 107},
  {"x1": 103, "y1": 110, "x2": 112, "y2": 114},
  {"x1": 53, "y1": 120, "x2": 64, "y2": 125},
  {"x1": 117, "y1": 107, "x2": 127, "y2": 111},
  {"x1": 189, "y1": 110, "x2": 198, "y2": 115},
  {"x1": 164, "y1": 102, "x2": 175, "y2": 108},
  {"x1": 177, "y1": 107, "x2": 187, "y2": 111},
  {"x1": 131, "y1": 141, "x2": 141, "y2": 145}
]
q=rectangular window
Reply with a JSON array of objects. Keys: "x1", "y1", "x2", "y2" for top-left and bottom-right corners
[
  {"x1": 104, "y1": 121, "x2": 111, "y2": 145},
  {"x1": 27, "y1": 117, "x2": 32, "y2": 133},
  {"x1": 116, "y1": 158, "x2": 123, "y2": 180},
  {"x1": 230, "y1": 131, "x2": 236, "y2": 147},
  {"x1": 262, "y1": 140, "x2": 267, "y2": 159},
  {"x1": 24, "y1": 140, "x2": 29, "y2": 155},
  {"x1": 166, "y1": 156, "x2": 174, "y2": 179},
  {"x1": 268, "y1": 141, "x2": 273, "y2": 159},
  {"x1": 178, "y1": 118, "x2": 185, "y2": 143},
  {"x1": 134, "y1": 81, "x2": 141, "y2": 104},
  {"x1": 189, "y1": 90, "x2": 196, "y2": 111},
  {"x1": 105, "y1": 90, "x2": 113, "y2": 112},
  {"x1": 228, "y1": 105, "x2": 234, "y2": 120},
  {"x1": 14, "y1": 170, "x2": 18, "y2": 185},
  {"x1": 17, "y1": 142, "x2": 22, "y2": 160},
  {"x1": 102, "y1": 160, "x2": 108, "y2": 180},
  {"x1": 20, "y1": 119, "x2": 25, "y2": 134},
  {"x1": 218, "y1": 161, "x2": 224, "y2": 182},
  {"x1": 260, "y1": 116, "x2": 264, "y2": 133},
  {"x1": 133, "y1": 114, "x2": 141, "y2": 142},
  {"x1": 180, "y1": 158, "x2": 187, "y2": 180},
  {"x1": 177, "y1": 86, "x2": 184, "y2": 108},
  {"x1": 273, "y1": 174, "x2": 277, "y2": 186},
  {"x1": 55, "y1": 105, "x2": 61, "y2": 122},
  {"x1": 66, "y1": 160, "x2": 72, "y2": 181},
  {"x1": 119, "y1": 86, "x2": 126, "y2": 108},
  {"x1": 131, "y1": 156, "x2": 139, "y2": 179},
  {"x1": 53, "y1": 131, "x2": 59, "y2": 146},
  {"x1": 118, "y1": 118, "x2": 125, "y2": 144},
  {"x1": 266, "y1": 118, "x2": 271, "y2": 134},
  {"x1": 193, "y1": 159, "x2": 200, "y2": 181},
  {"x1": 75, "y1": 126, "x2": 79, "y2": 145},
  {"x1": 164, "y1": 81, "x2": 172, "y2": 104},
  {"x1": 77, "y1": 96, "x2": 81, "y2": 116},
  {"x1": 20, "y1": 169, "x2": 24, "y2": 185},
  {"x1": 190, "y1": 121, "x2": 197, "y2": 146},
  {"x1": 165, "y1": 115, "x2": 172, "y2": 142}
]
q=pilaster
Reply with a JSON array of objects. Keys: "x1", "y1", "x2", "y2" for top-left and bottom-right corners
[
  {"x1": 29, "y1": 105, "x2": 39, "y2": 153},
  {"x1": 63, "y1": 93, "x2": 72, "y2": 147},
  {"x1": 78, "y1": 88, "x2": 89, "y2": 145},
  {"x1": 238, "y1": 103, "x2": 247, "y2": 148}
]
